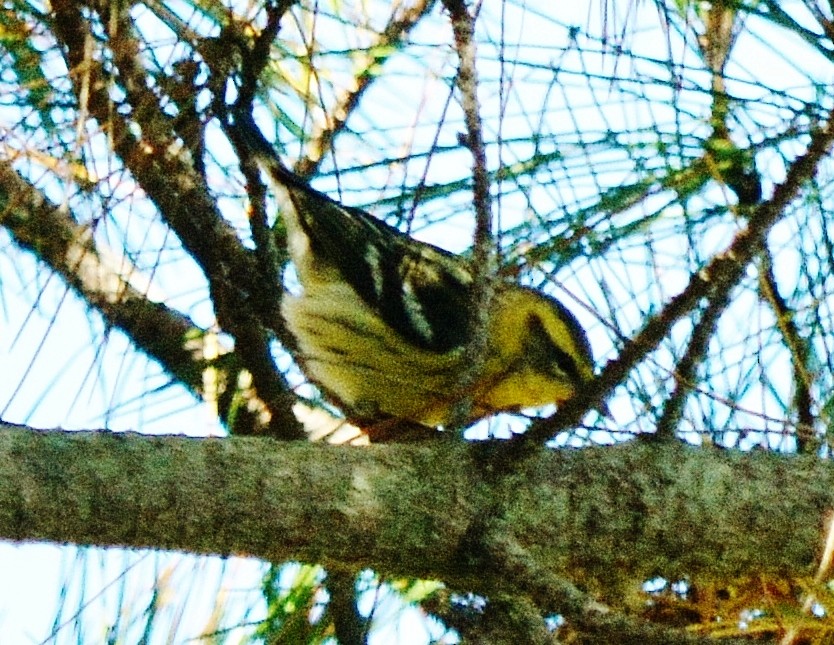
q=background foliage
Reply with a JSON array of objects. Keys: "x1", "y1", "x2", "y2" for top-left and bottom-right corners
[{"x1": 2, "y1": 0, "x2": 834, "y2": 642}]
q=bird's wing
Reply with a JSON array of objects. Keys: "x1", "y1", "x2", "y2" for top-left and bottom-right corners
[
  {"x1": 280, "y1": 179, "x2": 476, "y2": 354},
  {"x1": 232, "y1": 115, "x2": 476, "y2": 353}
]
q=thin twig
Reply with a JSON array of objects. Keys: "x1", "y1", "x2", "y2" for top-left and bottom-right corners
[
  {"x1": 442, "y1": 0, "x2": 495, "y2": 428},
  {"x1": 232, "y1": 4, "x2": 296, "y2": 295},
  {"x1": 758, "y1": 249, "x2": 816, "y2": 452},
  {"x1": 297, "y1": 0, "x2": 438, "y2": 177},
  {"x1": 654, "y1": 286, "x2": 733, "y2": 442},
  {"x1": 523, "y1": 113, "x2": 834, "y2": 445},
  {"x1": 779, "y1": 510, "x2": 834, "y2": 645}
]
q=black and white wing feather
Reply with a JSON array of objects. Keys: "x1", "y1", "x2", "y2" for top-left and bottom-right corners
[{"x1": 255, "y1": 150, "x2": 476, "y2": 353}]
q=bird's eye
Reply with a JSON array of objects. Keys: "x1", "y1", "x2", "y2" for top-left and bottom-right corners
[{"x1": 525, "y1": 314, "x2": 581, "y2": 381}]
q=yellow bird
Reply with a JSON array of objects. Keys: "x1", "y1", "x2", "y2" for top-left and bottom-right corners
[{"x1": 242, "y1": 126, "x2": 597, "y2": 436}]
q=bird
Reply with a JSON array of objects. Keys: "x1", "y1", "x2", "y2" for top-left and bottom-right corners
[{"x1": 237, "y1": 120, "x2": 598, "y2": 436}]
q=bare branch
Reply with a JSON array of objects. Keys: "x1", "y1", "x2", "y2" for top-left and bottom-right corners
[
  {"x1": 442, "y1": 0, "x2": 495, "y2": 427},
  {"x1": 526, "y1": 111, "x2": 834, "y2": 445},
  {"x1": 295, "y1": 0, "x2": 438, "y2": 176},
  {"x1": 0, "y1": 424, "x2": 823, "y2": 643},
  {"x1": 0, "y1": 159, "x2": 205, "y2": 392},
  {"x1": 655, "y1": 288, "x2": 733, "y2": 442},
  {"x1": 46, "y1": 0, "x2": 300, "y2": 437},
  {"x1": 759, "y1": 249, "x2": 816, "y2": 452}
]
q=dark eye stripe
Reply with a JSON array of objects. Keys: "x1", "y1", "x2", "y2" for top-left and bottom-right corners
[
  {"x1": 550, "y1": 344, "x2": 582, "y2": 382},
  {"x1": 526, "y1": 314, "x2": 583, "y2": 383}
]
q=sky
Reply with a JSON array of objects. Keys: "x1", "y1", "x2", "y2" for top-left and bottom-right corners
[{"x1": 0, "y1": 0, "x2": 831, "y2": 642}]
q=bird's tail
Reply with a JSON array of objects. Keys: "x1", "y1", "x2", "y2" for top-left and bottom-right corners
[{"x1": 228, "y1": 108, "x2": 312, "y2": 194}]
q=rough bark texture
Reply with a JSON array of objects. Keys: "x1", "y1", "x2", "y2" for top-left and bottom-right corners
[{"x1": 0, "y1": 422, "x2": 828, "y2": 602}]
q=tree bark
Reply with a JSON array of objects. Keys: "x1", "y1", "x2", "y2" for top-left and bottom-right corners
[{"x1": 0, "y1": 422, "x2": 827, "y2": 603}]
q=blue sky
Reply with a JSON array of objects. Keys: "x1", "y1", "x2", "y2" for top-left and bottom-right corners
[{"x1": 1, "y1": 0, "x2": 831, "y2": 642}]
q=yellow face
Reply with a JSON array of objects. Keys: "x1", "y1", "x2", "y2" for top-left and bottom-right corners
[
  {"x1": 461, "y1": 287, "x2": 593, "y2": 419},
  {"x1": 475, "y1": 365, "x2": 579, "y2": 413}
]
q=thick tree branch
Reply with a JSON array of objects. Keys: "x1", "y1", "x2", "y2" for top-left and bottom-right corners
[{"x1": 0, "y1": 424, "x2": 831, "y2": 600}]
